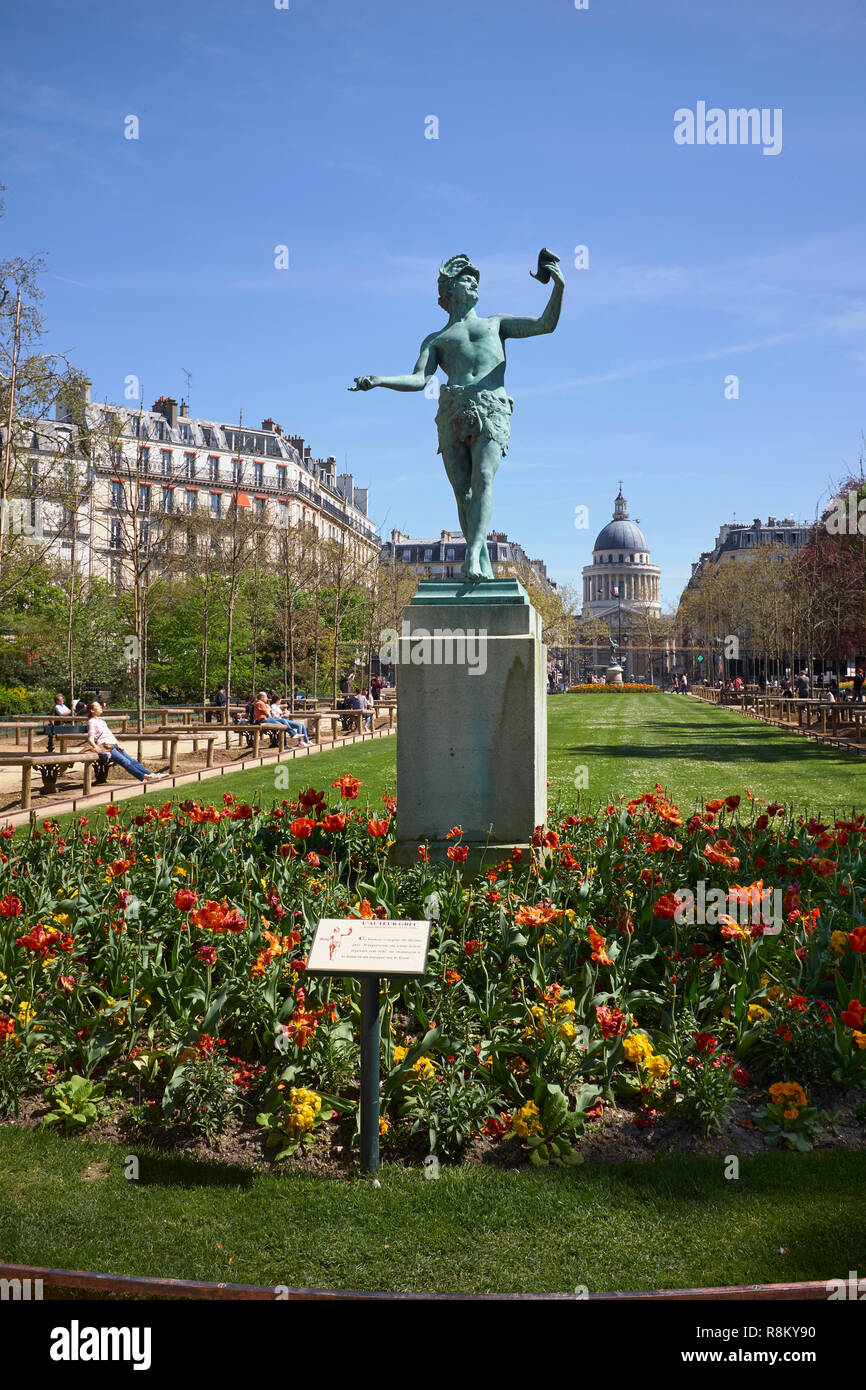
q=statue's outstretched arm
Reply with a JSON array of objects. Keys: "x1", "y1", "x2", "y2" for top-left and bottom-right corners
[
  {"x1": 498, "y1": 264, "x2": 565, "y2": 340},
  {"x1": 350, "y1": 335, "x2": 439, "y2": 392}
]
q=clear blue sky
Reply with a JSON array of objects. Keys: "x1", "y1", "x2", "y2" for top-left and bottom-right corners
[{"x1": 3, "y1": 0, "x2": 865, "y2": 605}]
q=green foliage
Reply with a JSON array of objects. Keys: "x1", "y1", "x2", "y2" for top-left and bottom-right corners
[
  {"x1": 673, "y1": 1053, "x2": 743, "y2": 1139},
  {"x1": 162, "y1": 1045, "x2": 242, "y2": 1145},
  {"x1": 0, "y1": 684, "x2": 54, "y2": 716},
  {"x1": 397, "y1": 1071, "x2": 493, "y2": 1162},
  {"x1": 0, "y1": 1037, "x2": 44, "y2": 1118},
  {"x1": 524, "y1": 1083, "x2": 599, "y2": 1167},
  {"x1": 41, "y1": 1075, "x2": 106, "y2": 1132}
]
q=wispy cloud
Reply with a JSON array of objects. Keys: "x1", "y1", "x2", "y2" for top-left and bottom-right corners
[{"x1": 519, "y1": 331, "x2": 802, "y2": 397}]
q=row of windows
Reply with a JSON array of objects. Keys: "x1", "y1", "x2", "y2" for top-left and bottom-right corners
[
  {"x1": 128, "y1": 418, "x2": 288, "y2": 458},
  {"x1": 596, "y1": 552, "x2": 649, "y2": 564},
  {"x1": 397, "y1": 544, "x2": 509, "y2": 563},
  {"x1": 111, "y1": 486, "x2": 279, "y2": 520},
  {"x1": 732, "y1": 531, "x2": 803, "y2": 547},
  {"x1": 132, "y1": 448, "x2": 273, "y2": 487},
  {"x1": 109, "y1": 523, "x2": 269, "y2": 554}
]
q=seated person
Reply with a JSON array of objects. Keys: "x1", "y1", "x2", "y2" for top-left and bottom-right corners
[
  {"x1": 81, "y1": 703, "x2": 164, "y2": 783},
  {"x1": 47, "y1": 693, "x2": 72, "y2": 753},
  {"x1": 268, "y1": 697, "x2": 311, "y2": 745}
]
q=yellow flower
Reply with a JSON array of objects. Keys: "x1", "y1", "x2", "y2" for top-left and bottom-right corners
[
  {"x1": 783, "y1": 1107, "x2": 799, "y2": 1121},
  {"x1": 51, "y1": 913, "x2": 71, "y2": 928},
  {"x1": 392, "y1": 1045, "x2": 407, "y2": 1065},
  {"x1": 17, "y1": 1001, "x2": 35, "y2": 1026},
  {"x1": 852, "y1": 1031, "x2": 866, "y2": 1051},
  {"x1": 645, "y1": 1054, "x2": 671, "y2": 1079},
  {"x1": 412, "y1": 1055, "x2": 436, "y2": 1081},
  {"x1": 748, "y1": 1004, "x2": 771, "y2": 1022},
  {"x1": 285, "y1": 1086, "x2": 322, "y2": 1139},
  {"x1": 173, "y1": 867, "x2": 188, "y2": 877},
  {"x1": 559, "y1": 1021, "x2": 577, "y2": 1042},
  {"x1": 378, "y1": 1117, "x2": 389, "y2": 1136},
  {"x1": 829, "y1": 931, "x2": 848, "y2": 957},
  {"x1": 511, "y1": 1100, "x2": 542, "y2": 1140},
  {"x1": 623, "y1": 1033, "x2": 653, "y2": 1064}
]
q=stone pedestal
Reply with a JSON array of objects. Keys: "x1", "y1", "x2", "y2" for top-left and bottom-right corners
[
  {"x1": 605, "y1": 664, "x2": 624, "y2": 686},
  {"x1": 392, "y1": 578, "x2": 547, "y2": 868}
]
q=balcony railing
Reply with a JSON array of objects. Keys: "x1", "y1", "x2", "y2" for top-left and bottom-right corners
[{"x1": 94, "y1": 462, "x2": 378, "y2": 539}]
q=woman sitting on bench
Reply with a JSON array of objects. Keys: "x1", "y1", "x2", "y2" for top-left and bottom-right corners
[{"x1": 81, "y1": 703, "x2": 165, "y2": 783}]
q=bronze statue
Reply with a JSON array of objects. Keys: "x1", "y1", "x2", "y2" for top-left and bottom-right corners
[{"x1": 350, "y1": 251, "x2": 564, "y2": 582}]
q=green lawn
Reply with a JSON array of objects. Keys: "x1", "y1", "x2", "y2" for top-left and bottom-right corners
[
  {"x1": 47, "y1": 693, "x2": 866, "y2": 829},
  {"x1": 1, "y1": 1127, "x2": 863, "y2": 1293},
  {"x1": 546, "y1": 693, "x2": 866, "y2": 816}
]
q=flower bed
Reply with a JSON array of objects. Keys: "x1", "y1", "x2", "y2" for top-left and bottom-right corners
[
  {"x1": 0, "y1": 783, "x2": 864, "y2": 1167},
  {"x1": 568, "y1": 683, "x2": 658, "y2": 693}
]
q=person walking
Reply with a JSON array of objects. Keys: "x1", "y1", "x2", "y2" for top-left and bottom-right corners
[
  {"x1": 81, "y1": 702, "x2": 164, "y2": 783},
  {"x1": 853, "y1": 668, "x2": 865, "y2": 703}
]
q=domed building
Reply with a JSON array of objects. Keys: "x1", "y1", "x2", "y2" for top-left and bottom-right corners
[
  {"x1": 579, "y1": 487, "x2": 665, "y2": 679},
  {"x1": 582, "y1": 487, "x2": 661, "y2": 616}
]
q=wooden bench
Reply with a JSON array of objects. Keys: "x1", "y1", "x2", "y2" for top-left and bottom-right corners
[
  {"x1": 0, "y1": 752, "x2": 108, "y2": 809},
  {"x1": 49, "y1": 730, "x2": 220, "y2": 776}
]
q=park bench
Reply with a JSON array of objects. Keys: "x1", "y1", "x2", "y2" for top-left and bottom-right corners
[
  {"x1": 39, "y1": 721, "x2": 88, "y2": 753},
  {"x1": 48, "y1": 729, "x2": 221, "y2": 775},
  {"x1": 0, "y1": 751, "x2": 109, "y2": 809},
  {"x1": 237, "y1": 722, "x2": 297, "y2": 751}
]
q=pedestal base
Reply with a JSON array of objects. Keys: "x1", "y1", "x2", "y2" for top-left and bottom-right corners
[
  {"x1": 393, "y1": 579, "x2": 547, "y2": 868},
  {"x1": 605, "y1": 664, "x2": 624, "y2": 686}
]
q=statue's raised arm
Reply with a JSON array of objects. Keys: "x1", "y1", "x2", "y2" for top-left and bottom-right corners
[{"x1": 496, "y1": 250, "x2": 564, "y2": 340}]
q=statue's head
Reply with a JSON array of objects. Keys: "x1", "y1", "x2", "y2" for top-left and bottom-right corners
[{"x1": 437, "y1": 253, "x2": 479, "y2": 313}]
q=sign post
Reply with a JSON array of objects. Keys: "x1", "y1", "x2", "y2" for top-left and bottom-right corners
[
  {"x1": 360, "y1": 975, "x2": 381, "y2": 1175},
  {"x1": 306, "y1": 917, "x2": 432, "y2": 1178}
]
